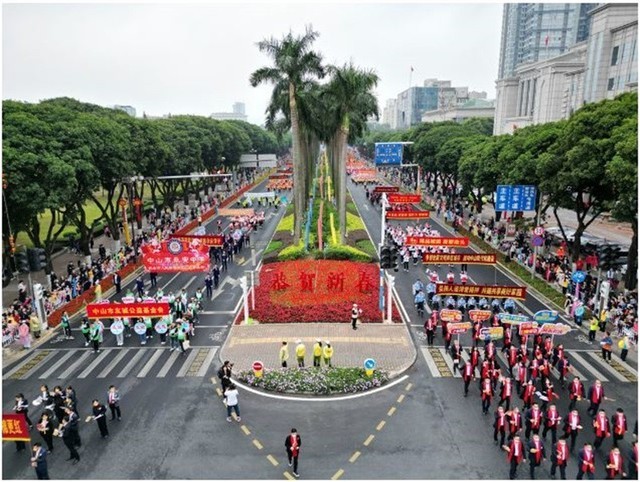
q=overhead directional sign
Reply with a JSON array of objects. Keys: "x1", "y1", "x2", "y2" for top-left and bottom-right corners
[
  {"x1": 495, "y1": 185, "x2": 537, "y2": 212},
  {"x1": 374, "y1": 143, "x2": 403, "y2": 166}
]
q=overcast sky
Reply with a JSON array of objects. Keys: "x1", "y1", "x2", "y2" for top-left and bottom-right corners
[{"x1": 3, "y1": 2, "x2": 503, "y2": 125}]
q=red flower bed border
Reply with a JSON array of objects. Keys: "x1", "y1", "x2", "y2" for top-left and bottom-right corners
[{"x1": 244, "y1": 260, "x2": 401, "y2": 324}]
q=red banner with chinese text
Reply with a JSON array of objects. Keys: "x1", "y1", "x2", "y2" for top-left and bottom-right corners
[
  {"x1": 386, "y1": 211, "x2": 430, "y2": 220},
  {"x1": 141, "y1": 240, "x2": 209, "y2": 273},
  {"x1": 436, "y1": 284, "x2": 527, "y2": 300},
  {"x1": 373, "y1": 186, "x2": 399, "y2": 193},
  {"x1": 387, "y1": 194, "x2": 421, "y2": 204},
  {"x1": 405, "y1": 236, "x2": 469, "y2": 247},
  {"x1": 86, "y1": 302, "x2": 170, "y2": 319},
  {"x1": 422, "y1": 253, "x2": 496, "y2": 264},
  {"x1": 2, "y1": 413, "x2": 30, "y2": 442},
  {"x1": 269, "y1": 174, "x2": 291, "y2": 180},
  {"x1": 169, "y1": 234, "x2": 224, "y2": 247}
]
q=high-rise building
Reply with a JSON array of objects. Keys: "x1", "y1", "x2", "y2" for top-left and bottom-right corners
[
  {"x1": 498, "y1": 3, "x2": 596, "y2": 79},
  {"x1": 210, "y1": 102, "x2": 248, "y2": 122},
  {"x1": 382, "y1": 99, "x2": 398, "y2": 129},
  {"x1": 232, "y1": 102, "x2": 246, "y2": 115}
]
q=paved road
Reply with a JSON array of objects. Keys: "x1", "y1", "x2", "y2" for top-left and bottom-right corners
[{"x1": 2, "y1": 176, "x2": 637, "y2": 480}]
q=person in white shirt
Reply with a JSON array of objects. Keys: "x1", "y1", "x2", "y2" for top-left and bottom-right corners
[{"x1": 224, "y1": 384, "x2": 241, "y2": 422}]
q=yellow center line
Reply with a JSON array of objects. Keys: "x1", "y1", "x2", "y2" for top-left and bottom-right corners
[
  {"x1": 210, "y1": 377, "x2": 217, "y2": 385},
  {"x1": 349, "y1": 451, "x2": 361, "y2": 463},
  {"x1": 376, "y1": 420, "x2": 386, "y2": 431},
  {"x1": 253, "y1": 439, "x2": 264, "y2": 450},
  {"x1": 284, "y1": 471, "x2": 295, "y2": 480},
  {"x1": 363, "y1": 434, "x2": 375, "y2": 446},
  {"x1": 387, "y1": 406, "x2": 396, "y2": 417},
  {"x1": 267, "y1": 455, "x2": 279, "y2": 466},
  {"x1": 331, "y1": 469, "x2": 345, "y2": 480},
  {"x1": 216, "y1": 388, "x2": 223, "y2": 397},
  {"x1": 405, "y1": 383, "x2": 413, "y2": 391},
  {"x1": 241, "y1": 425, "x2": 251, "y2": 435},
  {"x1": 397, "y1": 394, "x2": 405, "y2": 403}
]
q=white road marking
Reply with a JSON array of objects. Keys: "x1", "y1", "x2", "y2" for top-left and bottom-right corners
[
  {"x1": 570, "y1": 352, "x2": 609, "y2": 382},
  {"x1": 438, "y1": 347, "x2": 461, "y2": 377},
  {"x1": 17, "y1": 351, "x2": 57, "y2": 380},
  {"x1": 116, "y1": 349, "x2": 147, "y2": 378},
  {"x1": 39, "y1": 351, "x2": 76, "y2": 379},
  {"x1": 182, "y1": 275, "x2": 197, "y2": 292},
  {"x1": 609, "y1": 353, "x2": 638, "y2": 377},
  {"x1": 3, "y1": 352, "x2": 43, "y2": 380},
  {"x1": 97, "y1": 349, "x2": 129, "y2": 378},
  {"x1": 585, "y1": 352, "x2": 628, "y2": 382},
  {"x1": 176, "y1": 349, "x2": 200, "y2": 377},
  {"x1": 196, "y1": 347, "x2": 219, "y2": 377},
  {"x1": 160, "y1": 273, "x2": 181, "y2": 291},
  {"x1": 78, "y1": 350, "x2": 111, "y2": 378},
  {"x1": 58, "y1": 351, "x2": 92, "y2": 379},
  {"x1": 420, "y1": 346, "x2": 441, "y2": 378},
  {"x1": 137, "y1": 349, "x2": 164, "y2": 378},
  {"x1": 157, "y1": 351, "x2": 180, "y2": 378}
]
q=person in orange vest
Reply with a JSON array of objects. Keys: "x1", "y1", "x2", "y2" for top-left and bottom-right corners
[
  {"x1": 593, "y1": 409, "x2": 611, "y2": 449},
  {"x1": 611, "y1": 408, "x2": 627, "y2": 448},
  {"x1": 577, "y1": 443, "x2": 596, "y2": 480},
  {"x1": 494, "y1": 406, "x2": 508, "y2": 446},
  {"x1": 481, "y1": 377, "x2": 493, "y2": 415},
  {"x1": 527, "y1": 433, "x2": 546, "y2": 479},
  {"x1": 563, "y1": 409, "x2": 584, "y2": 452},
  {"x1": 550, "y1": 438, "x2": 570, "y2": 480},
  {"x1": 502, "y1": 434, "x2": 525, "y2": 479},
  {"x1": 606, "y1": 447, "x2": 625, "y2": 479}
]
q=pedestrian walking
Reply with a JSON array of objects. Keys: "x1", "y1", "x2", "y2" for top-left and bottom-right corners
[
  {"x1": 36, "y1": 412, "x2": 55, "y2": 453},
  {"x1": 224, "y1": 383, "x2": 241, "y2": 422},
  {"x1": 279, "y1": 341, "x2": 289, "y2": 368},
  {"x1": 577, "y1": 443, "x2": 596, "y2": 480},
  {"x1": 217, "y1": 361, "x2": 233, "y2": 390},
  {"x1": 351, "y1": 303, "x2": 361, "y2": 330},
  {"x1": 494, "y1": 406, "x2": 507, "y2": 447},
  {"x1": 80, "y1": 319, "x2": 90, "y2": 346},
  {"x1": 285, "y1": 428, "x2": 301, "y2": 477},
  {"x1": 587, "y1": 380, "x2": 610, "y2": 417},
  {"x1": 550, "y1": 438, "x2": 569, "y2": 480},
  {"x1": 91, "y1": 400, "x2": 109, "y2": 438},
  {"x1": 606, "y1": 447, "x2": 625, "y2": 479},
  {"x1": 502, "y1": 434, "x2": 524, "y2": 480},
  {"x1": 14, "y1": 393, "x2": 33, "y2": 429},
  {"x1": 295, "y1": 340, "x2": 306, "y2": 368},
  {"x1": 618, "y1": 335, "x2": 630, "y2": 361},
  {"x1": 113, "y1": 272, "x2": 121, "y2": 293},
  {"x1": 611, "y1": 408, "x2": 627, "y2": 448},
  {"x1": 568, "y1": 376, "x2": 585, "y2": 411},
  {"x1": 593, "y1": 409, "x2": 611, "y2": 449},
  {"x1": 18, "y1": 321, "x2": 31, "y2": 349},
  {"x1": 525, "y1": 403, "x2": 543, "y2": 439},
  {"x1": 107, "y1": 386, "x2": 121, "y2": 421},
  {"x1": 481, "y1": 377, "x2": 493, "y2": 415},
  {"x1": 58, "y1": 412, "x2": 80, "y2": 464},
  {"x1": 60, "y1": 312, "x2": 73, "y2": 339},
  {"x1": 527, "y1": 433, "x2": 546, "y2": 479},
  {"x1": 542, "y1": 404, "x2": 562, "y2": 444},
  {"x1": 312, "y1": 339, "x2": 322, "y2": 367},
  {"x1": 30, "y1": 443, "x2": 49, "y2": 480},
  {"x1": 588, "y1": 316, "x2": 599, "y2": 342},
  {"x1": 89, "y1": 321, "x2": 101, "y2": 353},
  {"x1": 323, "y1": 341, "x2": 333, "y2": 367},
  {"x1": 563, "y1": 409, "x2": 583, "y2": 452},
  {"x1": 462, "y1": 360, "x2": 474, "y2": 397},
  {"x1": 601, "y1": 331, "x2": 613, "y2": 362}
]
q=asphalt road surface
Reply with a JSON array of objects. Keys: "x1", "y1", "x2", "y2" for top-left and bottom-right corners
[{"x1": 2, "y1": 176, "x2": 637, "y2": 480}]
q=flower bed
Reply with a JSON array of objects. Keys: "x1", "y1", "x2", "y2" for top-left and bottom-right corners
[
  {"x1": 248, "y1": 259, "x2": 400, "y2": 323},
  {"x1": 237, "y1": 367, "x2": 389, "y2": 395}
]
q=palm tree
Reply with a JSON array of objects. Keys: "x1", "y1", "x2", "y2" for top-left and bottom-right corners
[
  {"x1": 250, "y1": 26, "x2": 324, "y2": 244},
  {"x1": 323, "y1": 63, "x2": 379, "y2": 243}
]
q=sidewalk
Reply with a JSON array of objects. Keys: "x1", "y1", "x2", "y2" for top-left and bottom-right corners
[{"x1": 219, "y1": 323, "x2": 417, "y2": 377}]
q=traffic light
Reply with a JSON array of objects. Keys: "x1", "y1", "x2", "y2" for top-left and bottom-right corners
[
  {"x1": 27, "y1": 248, "x2": 47, "y2": 271},
  {"x1": 390, "y1": 245, "x2": 399, "y2": 272},
  {"x1": 33, "y1": 283, "x2": 43, "y2": 301},
  {"x1": 597, "y1": 245, "x2": 622, "y2": 270},
  {"x1": 380, "y1": 245, "x2": 392, "y2": 269},
  {"x1": 15, "y1": 251, "x2": 29, "y2": 273}
]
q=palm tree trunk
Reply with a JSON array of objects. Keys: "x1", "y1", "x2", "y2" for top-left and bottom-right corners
[
  {"x1": 289, "y1": 82, "x2": 303, "y2": 245},
  {"x1": 337, "y1": 116, "x2": 349, "y2": 244}
]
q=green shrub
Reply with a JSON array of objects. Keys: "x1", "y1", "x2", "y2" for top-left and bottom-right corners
[
  {"x1": 237, "y1": 367, "x2": 389, "y2": 395},
  {"x1": 264, "y1": 240, "x2": 283, "y2": 255},
  {"x1": 346, "y1": 212, "x2": 365, "y2": 231},
  {"x1": 323, "y1": 244, "x2": 372, "y2": 262},
  {"x1": 355, "y1": 239, "x2": 378, "y2": 258},
  {"x1": 276, "y1": 214, "x2": 294, "y2": 233},
  {"x1": 277, "y1": 243, "x2": 307, "y2": 261}
]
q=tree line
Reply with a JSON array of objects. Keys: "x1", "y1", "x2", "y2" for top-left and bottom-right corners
[
  {"x1": 355, "y1": 93, "x2": 637, "y2": 289},
  {"x1": 2, "y1": 97, "x2": 289, "y2": 262}
]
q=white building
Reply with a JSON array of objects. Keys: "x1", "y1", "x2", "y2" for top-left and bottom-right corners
[
  {"x1": 421, "y1": 98, "x2": 495, "y2": 124},
  {"x1": 382, "y1": 99, "x2": 398, "y2": 129},
  {"x1": 210, "y1": 102, "x2": 248, "y2": 122},
  {"x1": 494, "y1": 3, "x2": 638, "y2": 135}
]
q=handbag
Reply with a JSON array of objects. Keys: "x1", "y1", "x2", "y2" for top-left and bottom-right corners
[{"x1": 183, "y1": 339, "x2": 191, "y2": 350}]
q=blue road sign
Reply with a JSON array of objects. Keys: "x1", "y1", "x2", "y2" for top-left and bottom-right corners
[
  {"x1": 532, "y1": 235, "x2": 544, "y2": 247},
  {"x1": 375, "y1": 143, "x2": 403, "y2": 166},
  {"x1": 571, "y1": 271, "x2": 586, "y2": 284},
  {"x1": 364, "y1": 358, "x2": 376, "y2": 370},
  {"x1": 495, "y1": 185, "x2": 537, "y2": 212}
]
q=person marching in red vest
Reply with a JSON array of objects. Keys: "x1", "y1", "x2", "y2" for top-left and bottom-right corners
[
  {"x1": 469, "y1": 346, "x2": 480, "y2": 376},
  {"x1": 494, "y1": 405, "x2": 508, "y2": 446},
  {"x1": 507, "y1": 344, "x2": 518, "y2": 376},
  {"x1": 543, "y1": 335, "x2": 553, "y2": 358},
  {"x1": 525, "y1": 403, "x2": 543, "y2": 439},
  {"x1": 484, "y1": 340, "x2": 496, "y2": 364},
  {"x1": 521, "y1": 379, "x2": 536, "y2": 410},
  {"x1": 541, "y1": 378, "x2": 560, "y2": 411},
  {"x1": 556, "y1": 355, "x2": 571, "y2": 388},
  {"x1": 472, "y1": 321, "x2": 482, "y2": 347},
  {"x1": 284, "y1": 428, "x2": 302, "y2": 478},
  {"x1": 563, "y1": 409, "x2": 584, "y2": 452},
  {"x1": 502, "y1": 434, "x2": 525, "y2": 480},
  {"x1": 446, "y1": 270, "x2": 455, "y2": 284},
  {"x1": 481, "y1": 377, "x2": 493, "y2": 415},
  {"x1": 543, "y1": 403, "x2": 562, "y2": 444},
  {"x1": 628, "y1": 441, "x2": 638, "y2": 480},
  {"x1": 462, "y1": 359, "x2": 474, "y2": 397},
  {"x1": 460, "y1": 270, "x2": 468, "y2": 285},
  {"x1": 527, "y1": 433, "x2": 546, "y2": 479},
  {"x1": 611, "y1": 408, "x2": 627, "y2": 448},
  {"x1": 568, "y1": 376, "x2": 586, "y2": 411},
  {"x1": 587, "y1": 379, "x2": 610, "y2": 417},
  {"x1": 490, "y1": 360, "x2": 501, "y2": 391},
  {"x1": 507, "y1": 406, "x2": 523, "y2": 440},
  {"x1": 552, "y1": 343, "x2": 565, "y2": 368},
  {"x1": 593, "y1": 409, "x2": 611, "y2": 449},
  {"x1": 515, "y1": 361, "x2": 528, "y2": 394},
  {"x1": 424, "y1": 312, "x2": 437, "y2": 346},
  {"x1": 450, "y1": 339, "x2": 462, "y2": 375},
  {"x1": 606, "y1": 447, "x2": 626, "y2": 479},
  {"x1": 498, "y1": 375, "x2": 513, "y2": 411},
  {"x1": 550, "y1": 438, "x2": 570, "y2": 480},
  {"x1": 577, "y1": 443, "x2": 596, "y2": 480},
  {"x1": 502, "y1": 326, "x2": 513, "y2": 353}
]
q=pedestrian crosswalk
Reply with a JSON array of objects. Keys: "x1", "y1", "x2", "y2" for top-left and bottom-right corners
[
  {"x1": 3, "y1": 346, "x2": 219, "y2": 381},
  {"x1": 420, "y1": 345, "x2": 637, "y2": 384}
]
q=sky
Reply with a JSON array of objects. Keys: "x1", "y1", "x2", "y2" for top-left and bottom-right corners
[{"x1": 2, "y1": 2, "x2": 503, "y2": 125}]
